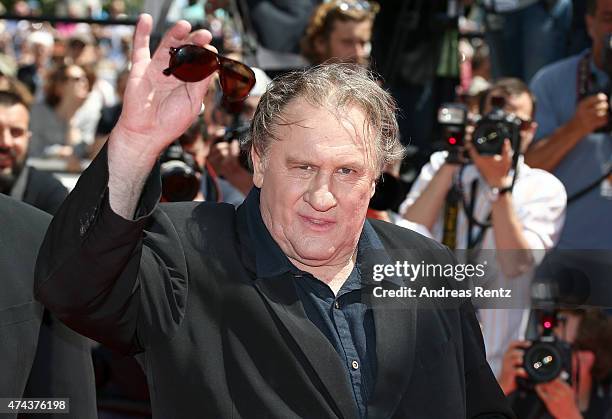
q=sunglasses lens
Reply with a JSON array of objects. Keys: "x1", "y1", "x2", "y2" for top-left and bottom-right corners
[
  {"x1": 167, "y1": 45, "x2": 218, "y2": 82},
  {"x1": 219, "y1": 58, "x2": 256, "y2": 101}
]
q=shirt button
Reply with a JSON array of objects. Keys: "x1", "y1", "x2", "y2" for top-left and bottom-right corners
[
  {"x1": 351, "y1": 360, "x2": 359, "y2": 370},
  {"x1": 334, "y1": 301, "x2": 340, "y2": 309}
]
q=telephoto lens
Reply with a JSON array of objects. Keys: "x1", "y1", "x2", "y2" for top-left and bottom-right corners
[{"x1": 160, "y1": 142, "x2": 201, "y2": 202}]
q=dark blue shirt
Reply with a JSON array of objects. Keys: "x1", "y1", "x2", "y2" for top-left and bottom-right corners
[{"x1": 244, "y1": 188, "x2": 387, "y2": 418}]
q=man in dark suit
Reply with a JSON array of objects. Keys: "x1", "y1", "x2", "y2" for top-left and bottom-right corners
[
  {"x1": 35, "y1": 15, "x2": 515, "y2": 418},
  {"x1": 0, "y1": 194, "x2": 96, "y2": 419},
  {"x1": 0, "y1": 87, "x2": 68, "y2": 214}
]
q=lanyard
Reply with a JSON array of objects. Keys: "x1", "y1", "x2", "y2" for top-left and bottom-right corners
[{"x1": 466, "y1": 179, "x2": 491, "y2": 249}]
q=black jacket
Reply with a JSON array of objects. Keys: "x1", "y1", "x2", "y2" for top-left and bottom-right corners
[
  {"x1": 0, "y1": 194, "x2": 96, "y2": 419},
  {"x1": 35, "y1": 146, "x2": 515, "y2": 419},
  {"x1": 6, "y1": 166, "x2": 68, "y2": 215}
]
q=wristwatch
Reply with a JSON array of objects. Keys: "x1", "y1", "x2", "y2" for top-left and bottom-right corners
[{"x1": 488, "y1": 186, "x2": 512, "y2": 202}]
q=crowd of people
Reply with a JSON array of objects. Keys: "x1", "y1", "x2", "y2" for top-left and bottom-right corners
[{"x1": 1, "y1": 0, "x2": 612, "y2": 418}]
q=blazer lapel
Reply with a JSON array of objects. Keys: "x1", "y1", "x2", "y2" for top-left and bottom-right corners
[
  {"x1": 365, "y1": 276, "x2": 418, "y2": 419},
  {"x1": 253, "y1": 274, "x2": 360, "y2": 419}
]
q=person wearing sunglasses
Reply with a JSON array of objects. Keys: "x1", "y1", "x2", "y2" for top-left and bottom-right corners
[
  {"x1": 35, "y1": 15, "x2": 514, "y2": 418},
  {"x1": 301, "y1": 0, "x2": 379, "y2": 66},
  {"x1": 401, "y1": 78, "x2": 567, "y2": 379}
]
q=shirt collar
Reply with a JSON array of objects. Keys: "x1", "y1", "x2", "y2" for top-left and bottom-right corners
[{"x1": 242, "y1": 187, "x2": 398, "y2": 285}]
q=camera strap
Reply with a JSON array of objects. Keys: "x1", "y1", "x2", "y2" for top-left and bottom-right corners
[
  {"x1": 576, "y1": 51, "x2": 594, "y2": 102},
  {"x1": 465, "y1": 179, "x2": 491, "y2": 249},
  {"x1": 442, "y1": 168, "x2": 491, "y2": 250},
  {"x1": 442, "y1": 183, "x2": 461, "y2": 250},
  {"x1": 567, "y1": 167, "x2": 612, "y2": 204}
]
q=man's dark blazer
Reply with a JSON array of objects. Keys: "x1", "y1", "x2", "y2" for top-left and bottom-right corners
[
  {"x1": 21, "y1": 167, "x2": 69, "y2": 215},
  {"x1": 35, "y1": 146, "x2": 515, "y2": 419},
  {"x1": 0, "y1": 194, "x2": 96, "y2": 419}
]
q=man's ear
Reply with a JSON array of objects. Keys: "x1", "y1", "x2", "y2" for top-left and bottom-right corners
[
  {"x1": 370, "y1": 178, "x2": 377, "y2": 199},
  {"x1": 251, "y1": 145, "x2": 265, "y2": 188}
]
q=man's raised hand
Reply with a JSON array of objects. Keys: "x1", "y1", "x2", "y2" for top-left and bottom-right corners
[
  {"x1": 107, "y1": 15, "x2": 216, "y2": 219},
  {"x1": 113, "y1": 14, "x2": 215, "y2": 160}
]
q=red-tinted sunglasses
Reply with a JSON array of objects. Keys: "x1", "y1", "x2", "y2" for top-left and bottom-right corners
[{"x1": 163, "y1": 44, "x2": 256, "y2": 102}]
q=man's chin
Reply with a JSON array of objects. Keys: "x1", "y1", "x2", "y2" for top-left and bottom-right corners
[{"x1": 290, "y1": 244, "x2": 342, "y2": 268}]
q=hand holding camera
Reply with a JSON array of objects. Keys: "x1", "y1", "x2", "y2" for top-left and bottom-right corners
[
  {"x1": 499, "y1": 340, "x2": 531, "y2": 395},
  {"x1": 209, "y1": 139, "x2": 244, "y2": 177},
  {"x1": 466, "y1": 138, "x2": 513, "y2": 189},
  {"x1": 573, "y1": 93, "x2": 609, "y2": 136}
]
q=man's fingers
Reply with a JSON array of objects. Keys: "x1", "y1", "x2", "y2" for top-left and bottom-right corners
[
  {"x1": 131, "y1": 14, "x2": 153, "y2": 66},
  {"x1": 186, "y1": 29, "x2": 214, "y2": 50},
  {"x1": 230, "y1": 139, "x2": 241, "y2": 155},
  {"x1": 151, "y1": 19, "x2": 192, "y2": 63},
  {"x1": 502, "y1": 138, "x2": 512, "y2": 156},
  {"x1": 508, "y1": 352, "x2": 524, "y2": 365}
]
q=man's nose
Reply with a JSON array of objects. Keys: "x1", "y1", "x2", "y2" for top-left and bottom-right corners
[
  {"x1": 0, "y1": 127, "x2": 13, "y2": 147},
  {"x1": 304, "y1": 174, "x2": 337, "y2": 212}
]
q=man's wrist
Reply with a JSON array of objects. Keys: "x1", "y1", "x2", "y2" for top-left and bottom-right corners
[
  {"x1": 488, "y1": 185, "x2": 512, "y2": 204},
  {"x1": 568, "y1": 115, "x2": 592, "y2": 139},
  {"x1": 110, "y1": 125, "x2": 161, "y2": 168},
  {"x1": 487, "y1": 175, "x2": 512, "y2": 189}
]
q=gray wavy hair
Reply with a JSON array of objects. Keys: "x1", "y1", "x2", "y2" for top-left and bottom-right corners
[{"x1": 243, "y1": 63, "x2": 405, "y2": 176}]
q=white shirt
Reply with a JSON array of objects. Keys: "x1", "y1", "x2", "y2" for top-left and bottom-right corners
[{"x1": 399, "y1": 151, "x2": 567, "y2": 376}]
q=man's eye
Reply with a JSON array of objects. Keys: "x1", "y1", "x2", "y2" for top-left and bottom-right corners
[
  {"x1": 9, "y1": 127, "x2": 26, "y2": 137},
  {"x1": 337, "y1": 167, "x2": 354, "y2": 175}
]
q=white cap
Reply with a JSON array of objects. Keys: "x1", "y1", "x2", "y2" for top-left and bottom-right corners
[{"x1": 250, "y1": 67, "x2": 272, "y2": 97}]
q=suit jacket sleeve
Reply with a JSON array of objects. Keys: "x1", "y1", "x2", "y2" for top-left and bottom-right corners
[
  {"x1": 441, "y1": 247, "x2": 516, "y2": 419},
  {"x1": 461, "y1": 299, "x2": 516, "y2": 419},
  {"x1": 34, "y1": 144, "x2": 188, "y2": 355}
]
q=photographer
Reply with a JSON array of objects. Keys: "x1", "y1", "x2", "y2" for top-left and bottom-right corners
[
  {"x1": 526, "y1": 0, "x2": 612, "y2": 250},
  {"x1": 165, "y1": 116, "x2": 245, "y2": 205},
  {"x1": 400, "y1": 78, "x2": 567, "y2": 375},
  {"x1": 207, "y1": 67, "x2": 271, "y2": 197},
  {"x1": 500, "y1": 309, "x2": 612, "y2": 418}
]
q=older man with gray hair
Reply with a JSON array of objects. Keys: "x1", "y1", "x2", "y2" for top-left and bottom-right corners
[{"x1": 35, "y1": 15, "x2": 514, "y2": 419}]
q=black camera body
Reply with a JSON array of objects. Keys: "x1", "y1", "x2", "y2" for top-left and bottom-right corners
[
  {"x1": 215, "y1": 121, "x2": 252, "y2": 172},
  {"x1": 160, "y1": 142, "x2": 201, "y2": 202},
  {"x1": 511, "y1": 310, "x2": 573, "y2": 419},
  {"x1": 471, "y1": 105, "x2": 522, "y2": 156},
  {"x1": 584, "y1": 83, "x2": 612, "y2": 134},
  {"x1": 520, "y1": 312, "x2": 573, "y2": 388},
  {"x1": 578, "y1": 34, "x2": 612, "y2": 134},
  {"x1": 437, "y1": 99, "x2": 522, "y2": 163},
  {"x1": 521, "y1": 336, "x2": 572, "y2": 386}
]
